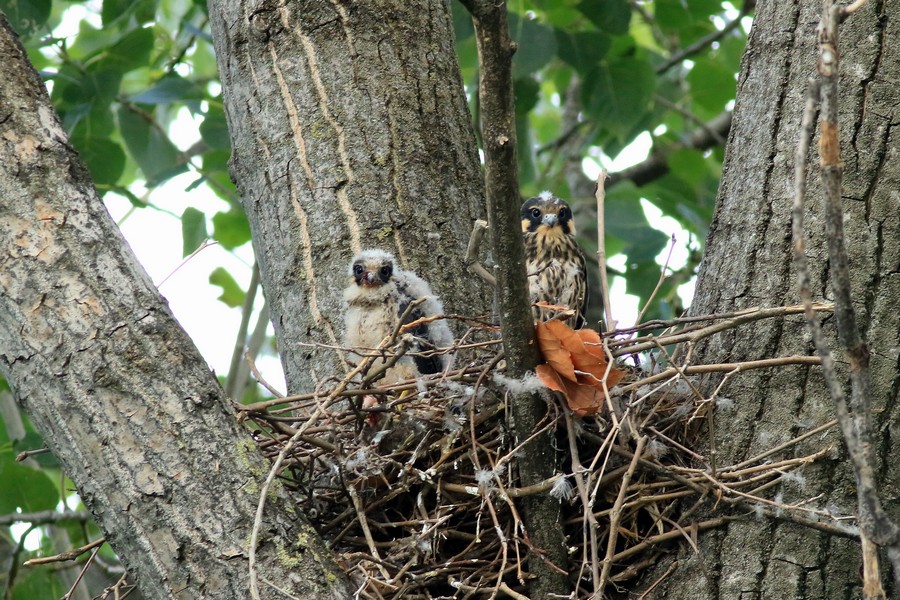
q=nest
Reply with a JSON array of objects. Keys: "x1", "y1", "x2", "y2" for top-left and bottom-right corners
[{"x1": 239, "y1": 304, "x2": 839, "y2": 599}]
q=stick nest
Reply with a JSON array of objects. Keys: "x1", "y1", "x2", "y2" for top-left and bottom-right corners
[{"x1": 239, "y1": 305, "x2": 839, "y2": 599}]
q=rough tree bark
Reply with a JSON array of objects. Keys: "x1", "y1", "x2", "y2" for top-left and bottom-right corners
[
  {"x1": 207, "y1": 0, "x2": 490, "y2": 394},
  {"x1": 638, "y1": 1, "x2": 899, "y2": 597},
  {"x1": 0, "y1": 16, "x2": 353, "y2": 600}
]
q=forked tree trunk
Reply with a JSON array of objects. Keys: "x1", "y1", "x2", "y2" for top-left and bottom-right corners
[
  {"x1": 207, "y1": 0, "x2": 490, "y2": 394},
  {"x1": 637, "y1": 1, "x2": 900, "y2": 597},
  {"x1": 0, "y1": 15, "x2": 353, "y2": 600}
]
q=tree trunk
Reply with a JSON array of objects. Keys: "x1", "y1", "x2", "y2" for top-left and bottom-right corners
[
  {"x1": 207, "y1": 0, "x2": 490, "y2": 394},
  {"x1": 0, "y1": 16, "x2": 353, "y2": 599},
  {"x1": 638, "y1": 1, "x2": 900, "y2": 597}
]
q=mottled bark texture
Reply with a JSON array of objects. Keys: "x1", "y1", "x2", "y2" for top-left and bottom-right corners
[
  {"x1": 637, "y1": 1, "x2": 899, "y2": 598},
  {"x1": 208, "y1": 0, "x2": 489, "y2": 394},
  {"x1": 0, "y1": 17, "x2": 352, "y2": 600}
]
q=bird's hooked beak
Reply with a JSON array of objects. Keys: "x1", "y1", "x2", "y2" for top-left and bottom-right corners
[
  {"x1": 541, "y1": 213, "x2": 558, "y2": 227},
  {"x1": 358, "y1": 270, "x2": 381, "y2": 286}
]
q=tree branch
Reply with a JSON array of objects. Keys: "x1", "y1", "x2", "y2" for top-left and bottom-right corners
[
  {"x1": 461, "y1": 0, "x2": 570, "y2": 595},
  {"x1": 792, "y1": 2, "x2": 896, "y2": 596},
  {"x1": 606, "y1": 110, "x2": 733, "y2": 189},
  {"x1": 655, "y1": 0, "x2": 755, "y2": 75},
  {"x1": 0, "y1": 510, "x2": 92, "y2": 527}
]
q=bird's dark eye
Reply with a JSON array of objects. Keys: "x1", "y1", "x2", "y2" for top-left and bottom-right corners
[
  {"x1": 379, "y1": 265, "x2": 392, "y2": 279},
  {"x1": 559, "y1": 207, "x2": 569, "y2": 218},
  {"x1": 530, "y1": 207, "x2": 541, "y2": 219},
  {"x1": 353, "y1": 264, "x2": 364, "y2": 276}
]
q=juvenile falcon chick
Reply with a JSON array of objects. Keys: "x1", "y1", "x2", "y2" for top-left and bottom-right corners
[
  {"x1": 343, "y1": 249, "x2": 454, "y2": 384},
  {"x1": 521, "y1": 192, "x2": 589, "y2": 328}
]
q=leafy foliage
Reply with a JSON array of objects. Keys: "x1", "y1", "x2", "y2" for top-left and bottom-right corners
[
  {"x1": 455, "y1": 0, "x2": 748, "y2": 322},
  {"x1": 0, "y1": 0, "x2": 750, "y2": 595}
]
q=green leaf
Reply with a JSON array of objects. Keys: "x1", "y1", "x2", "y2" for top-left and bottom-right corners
[
  {"x1": 656, "y1": 0, "x2": 722, "y2": 31},
  {"x1": 2, "y1": 0, "x2": 51, "y2": 37},
  {"x1": 0, "y1": 450, "x2": 59, "y2": 513},
  {"x1": 514, "y1": 77, "x2": 540, "y2": 187},
  {"x1": 211, "y1": 209, "x2": 251, "y2": 249},
  {"x1": 12, "y1": 568, "x2": 66, "y2": 600},
  {"x1": 182, "y1": 207, "x2": 208, "y2": 257},
  {"x1": 75, "y1": 137, "x2": 126, "y2": 186},
  {"x1": 130, "y1": 73, "x2": 206, "y2": 105},
  {"x1": 209, "y1": 267, "x2": 245, "y2": 308},
  {"x1": 582, "y1": 57, "x2": 655, "y2": 136},
  {"x1": 643, "y1": 173, "x2": 713, "y2": 235},
  {"x1": 667, "y1": 148, "x2": 709, "y2": 186},
  {"x1": 102, "y1": 26, "x2": 154, "y2": 71},
  {"x1": 117, "y1": 105, "x2": 187, "y2": 186},
  {"x1": 508, "y1": 12, "x2": 557, "y2": 78},
  {"x1": 451, "y1": 0, "x2": 474, "y2": 41},
  {"x1": 555, "y1": 30, "x2": 611, "y2": 74},
  {"x1": 199, "y1": 105, "x2": 231, "y2": 149},
  {"x1": 604, "y1": 182, "x2": 669, "y2": 264},
  {"x1": 625, "y1": 261, "x2": 675, "y2": 310},
  {"x1": 686, "y1": 57, "x2": 737, "y2": 117},
  {"x1": 577, "y1": 0, "x2": 630, "y2": 35},
  {"x1": 66, "y1": 67, "x2": 123, "y2": 105},
  {"x1": 68, "y1": 20, "x2": 122, "y2": 60},
  {"x1": 102, "y1": 0, "x2": 156, "y2": 26}
]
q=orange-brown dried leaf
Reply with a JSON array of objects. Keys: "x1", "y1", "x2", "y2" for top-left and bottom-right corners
[
  {"x1": 535, "y1": 321, "x2": 577, "y2": 381},
  {"x1": 536, "y1": 365, "x2": 603, "y2": 416},
  {"x1": 535, "y1": 364, "x2": 566, "y2": 393},
  {"x1": 551, "y1": 321, "x2": 628, "y2": 391},
  {"x1": 565, "y1": 381, "x2": 603, "y2": 416},
  {"x1": 543, "y1": 321, "x2": 611, "y2": 389}
]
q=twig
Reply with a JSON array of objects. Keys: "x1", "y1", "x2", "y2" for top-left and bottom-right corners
[
  {"x1": 635, "y1": 234, "x2": 678, "y2": 328},
  {"x1": 348, "y1": 485, "x2": 392, "y2": 580},
  {"x1": 226, "y1": 262, "x2": 260, "y2": 399},
  {"x1": 248, "y1": 356, "x2": 383, "y2": 599},
  {"x1": 598, "y1": 436, "x2": 647, "y2": 595},
  {"x1": 155, "y1": 239, "x2": 218, "y2": 288},
  {"x1": 24, "y1": 536, "x2": 105, "y2": 566},
  {"x1": 729, "y1": 419, "x2": 837, "y2": 471},
  {"x1": 617, "y1": 355, "x2": 821, "y2": 393},
  {"x1": 792, "y1": 2, "x2": 898, "y2": 595},
  {"x1": 654, "y1": 0, "x2": 752, "y2": 75},
  {"x1": 611, "y1": 304, "x2": 832, "y2": 356},
  {"x1": 244, "y1": 350, "x2": 285, "y2": 398},
  {"x1": 594, "y1": 171, "x2": 613, "y2": 331},
  {"x1": 842, "y1": 0, "x2": 868, "y2": 17},
  {"x1": 461, "y1": 0, "x2": 568, "y2": 594},
  {"x1": 608, "y1": 303, "x2": 832, "y2": 338},
  {"x1": 465, "y1": 219, "x2": 497, "y2": 286},
  {"x1": 15, "y1": 447, "x2": 51, "y2": 461},
  {"x1": 0, "y1": 510, "x2": 91, "y2": 526},
  {"x1": 564, "y1": 409, "x2": 601, "y2": 593},
  {"x1": 60, "y1": 544, "x2": 100, "y2": 600}
]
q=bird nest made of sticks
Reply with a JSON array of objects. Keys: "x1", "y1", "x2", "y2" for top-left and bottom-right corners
[{"x1": 237, "y1": 304, "x2": 841, "y2": 599}]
